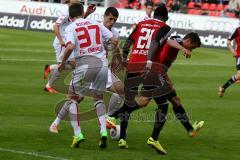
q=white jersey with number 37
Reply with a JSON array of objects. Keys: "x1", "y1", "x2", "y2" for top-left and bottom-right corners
[{"x1": 65, "y1": 18, "x2": 113, "y2": 60}]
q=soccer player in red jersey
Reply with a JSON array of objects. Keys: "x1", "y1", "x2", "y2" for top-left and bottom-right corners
[
  {"x1": 144, "y1": 33, "x2": 203, "y2": 154},
  {"x1": 218, "y1": 26, "x2": 240, "y2": 97},
  {"x1": 110, "y1": 31, "x2": 203, "y2": 154},
  {"x1": 109, "y1": 3, "x2": 190, "y2": 152}
]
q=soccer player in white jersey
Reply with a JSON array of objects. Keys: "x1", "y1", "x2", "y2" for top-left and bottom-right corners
[
  {"x1": 49, "y1": 7, "x2": 123, "y2": 132},
  {"x1": 43, "y1": 0, "x2": 96, "y2": 93},
  {"x1": 58, "y1": 3, "x2": 117, "y2": 148},
  {"x1": 132, "y1": 1, "x2": 154, "y2": 30}
]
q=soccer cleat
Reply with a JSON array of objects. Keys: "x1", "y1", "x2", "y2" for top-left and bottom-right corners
[
  {"x1": 44, "y1": 86, "x2": 59, "y2": 94},
  {"x1": 43, "y1": 64, "x2": 51, "y2": 79},
  {"x1": 99, "y1": 131, "x2": 108, "y2": 149},
  {"x1": 49, "y1": 123, "x2": 59, "y2": 134},
  {"x1": 147, "y1": 137, "x2": 167, "y2": 155},
  {"x1": 218, "y1": 86, "x2": 225, "y2": 97},
  {"x1": 70, "y1": 133, "x2": 84, "y2": 148},
  {"x1": 118, "y1": 139, "x2": 128, "y2": 149},
  {"x1": 106, "y1": 116, "x2": 116, "y2": 129},
  {"x1": 188, "y1": 121, "x2": 204, "y2": 138}
]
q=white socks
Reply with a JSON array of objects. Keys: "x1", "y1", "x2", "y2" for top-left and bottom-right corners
[
  {"x1": 95, "y1": 100, "x2": 107, "y2": 133},
  {"x1": 68, "y1": 100, "x2": 81, "y2": 136}
]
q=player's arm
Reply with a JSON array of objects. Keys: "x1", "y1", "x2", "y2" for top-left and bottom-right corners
[
  {"x1": 227, "y1": 39, "x2": 236, "y2": 56},
  {"x1": 167, "y1": 39, "x2": 191, "y2": 58},
  {"x1": 53, "y1": 16, "x2": 66, "y2": 46},
  {"x1": 122, "y1": 26, "x2": 138, "y2": 63},
  {"x1": 59, "y1": 27, "x2": 75, "y2": 71},
  {"x1": 60, "y1": 43, "x2": 74, "y2": 69},
  {"x1": 122, "y1": 39, "x2": 133, "y2": 63},
  {"x1": 84, "y1": 4, "x2": 96, "y2": 19},
  {"x1": 53, "y1": 23, "x2": 65, "y2": 46},
  {"x1": 146, "y1": 26, "x2": 172, "y2": 70},
  {"x1": 227, "y1": 29, "x2": 237, "y2": 57},
  {"x1": 147, "y1": 26, "x2": 172, "y2": 61}
]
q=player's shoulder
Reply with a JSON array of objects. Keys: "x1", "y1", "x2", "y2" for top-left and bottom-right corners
[
  {"x1": 85, "y1": 19, "x2": 100, "y2": 25},
  {"x1": 139, "y1": 18, "x2": 167, "y2": 27},
  {"x1": 111, "y1": 27, "x2": 119, "y2": 38},
  {"x1": 170, "y1": 35, "x2": 183, "y2": 42}
]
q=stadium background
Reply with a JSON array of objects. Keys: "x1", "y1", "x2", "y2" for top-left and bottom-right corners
[{"x1": 0, "y1": 0, "x2": 239, "y2": 160}]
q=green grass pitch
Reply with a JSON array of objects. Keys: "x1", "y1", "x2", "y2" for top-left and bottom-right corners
[{"x1": 0, "y1": 28, "x2": 239, "y2": 160}]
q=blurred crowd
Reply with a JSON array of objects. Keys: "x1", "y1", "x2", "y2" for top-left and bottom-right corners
[{"x1": 30, "y1": 0, "x2": 239, "y2": 18}]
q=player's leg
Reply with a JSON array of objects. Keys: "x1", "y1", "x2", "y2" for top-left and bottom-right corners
[
  {"x1": 93, "y1": 95, "x2": 108, "y2": 149},
  {"x1": 49, "y1": 96, "x2": 84, "y2": 133},
  {"x1": 68, "y1": 96, "x2": 85, "y2": 148},
  {"x1": 90, "y1": 59, "x2": 109, "y2": 149},
  {"x1": 167, "y1": 90, "x2": 204, "y2": 137},
  {"x1": 107, "y1": 74, "x2": 124, "y2": 116},
  {"x1": 118, "y1": 73, "x2": 143, "y2": 148},
  {"x1": 44, "y1": 64, "x2": 58, "y2": 80},
  {"x1": 44, "y1": 44, "x2": 63, "y2": 92},
  {"x1": 219, "y1": 58, "x2": 240, "y2": 97},
  {"x1": 67, "y1": 68, "x2": 88, "y2": 148},
  {"x1": 147, "y1": 96, "x2": 168, "y2": 155}
]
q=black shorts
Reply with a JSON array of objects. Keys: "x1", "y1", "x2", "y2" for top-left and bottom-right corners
[
  {"x1": 166, "y1": 89, "x2": 177, "y2": 100},
  {"x1": 236, "y1": 57, "x2": 240, "y2": 70}
]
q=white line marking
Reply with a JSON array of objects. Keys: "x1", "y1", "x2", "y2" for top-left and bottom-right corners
[
  {"x1": 0, "y1": 58, "x2": 232, "y2": 67},
  {"x1": 0, "y1": 58, "x2": 55, "y2": 62},
  {"x1": 0, "y1": 147, "x2": 69, "y2": 160},
  {"x1": 0, "y1": 48, "x2": 53, "y2": 53}
]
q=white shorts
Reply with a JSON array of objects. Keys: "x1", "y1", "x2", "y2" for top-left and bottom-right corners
[
  {"x1": 53, "y1": 44, "x2": 74, "y2": 63},
  {"x1": 69, "y1": 55, "x2": 108, "y2": 96},
  {"x1": 106, "y1": 69, "x2": 121, "y2": 89}
]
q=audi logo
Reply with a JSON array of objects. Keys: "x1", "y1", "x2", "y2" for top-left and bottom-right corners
[{"x1": 204, "y1": 20, "x2": 232, "y2": 32}]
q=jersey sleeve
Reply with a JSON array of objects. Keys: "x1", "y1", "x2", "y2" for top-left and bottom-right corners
[
  {"x1": 228, "y1": 27, "x2": 238, "y2": 41},
  {"x1": 99, "y1": 23, "x2": 113, "y2": 42},
  {"x1": 170, "y1": 35, "x2": 183, "y2": 43},
  {"x1": 112, "y1": 28, "x2": 120, "y2": 39},
  {"x1": 153, "y1": 25, "x2": 172, "y2": 45},
  {"x1": 128, "y1": 24, "x2": 139, "y2": 42},
  {"x1": 55, "y1": 15, "x2": 68, "y2": 25},
  {"x1": 65, "y1": 25, "x2": 76, "y2": 46}
]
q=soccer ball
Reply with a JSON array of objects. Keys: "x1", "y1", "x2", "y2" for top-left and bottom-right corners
[
  {"x1": 109, "y1": 125, "x2": 127, "y2": 140},
  {"x1": 110, "y1": 125, "x2": 120, "y2": 140}
]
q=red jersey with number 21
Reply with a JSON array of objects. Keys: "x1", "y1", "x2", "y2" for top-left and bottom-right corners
[{"x1": 128, "y1": 19, "x2": 169, "y2": 63}]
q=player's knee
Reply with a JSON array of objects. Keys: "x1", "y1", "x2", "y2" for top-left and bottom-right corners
[
  {"x1": 77, "y1": 96, "x2": 84, "y2": 103},
  {"x1": 137, "y1": 97, "x2": 150, "y2": 108},
  {"x1": 67, "y1": 94, "x2": 80, "y2": 103},
  {"x1": 171, "y1": 96, "x2": 181, "y2": 107},
  {"x1": 235, "y1": 72, "x2": 240, "y2": 80}
]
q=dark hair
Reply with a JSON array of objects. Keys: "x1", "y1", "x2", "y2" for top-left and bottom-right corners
[
  {"x1": 153, "y1": 3, "x2": 168, "y2": 21},
  {"x1": 104, "y1": 7, "x2": 119, "y2": 17},
  {"x1": 184, "y1": 32, "x2": 201, "y2": 47},
  {"x1": 69, "y1": 3, "x2": 84, "y2": 18},
  {"x1": 145, "y1": 1, "x2": 154, "y2": 7}
]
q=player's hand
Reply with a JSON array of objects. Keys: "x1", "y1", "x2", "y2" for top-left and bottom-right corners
[
  {"x1": 233, "y1": 52, "x2": 237, "y2": 57},
  {"x1": 58, "y1": 63, "x2": 65, "y2": 72},
  {"x1": 59, "y1": 40, "x2": 65, "y2": 46},
  {"x1": 144, "y1": 60, "x2": 152, "y2": 77},
  {"x1": 110, "y1": 54, "x2": 123, "y2": 73},
  {"x1": 181, "y1": 48, "x2": 191, "y2": 58},
  {"x1": 86, "y1": 4, "x2": 96, "y2": 15}
]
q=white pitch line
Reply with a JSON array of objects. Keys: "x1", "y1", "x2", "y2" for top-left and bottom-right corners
[
  {"x1": 174, "y1": 62, "x2": 232, "y2": 67},
  {"x1": 0, "y1": 147, "x2": 69, "y2": 160},
  {"x1": 0, "y1": 48, "x2": 53, "y2": 53},
  {"x1": 0, "y1": 58, "x2": 55, "y2": 62},
  {"x1": 0, "y1": 57, "x2": 233, "y2": 67}
]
